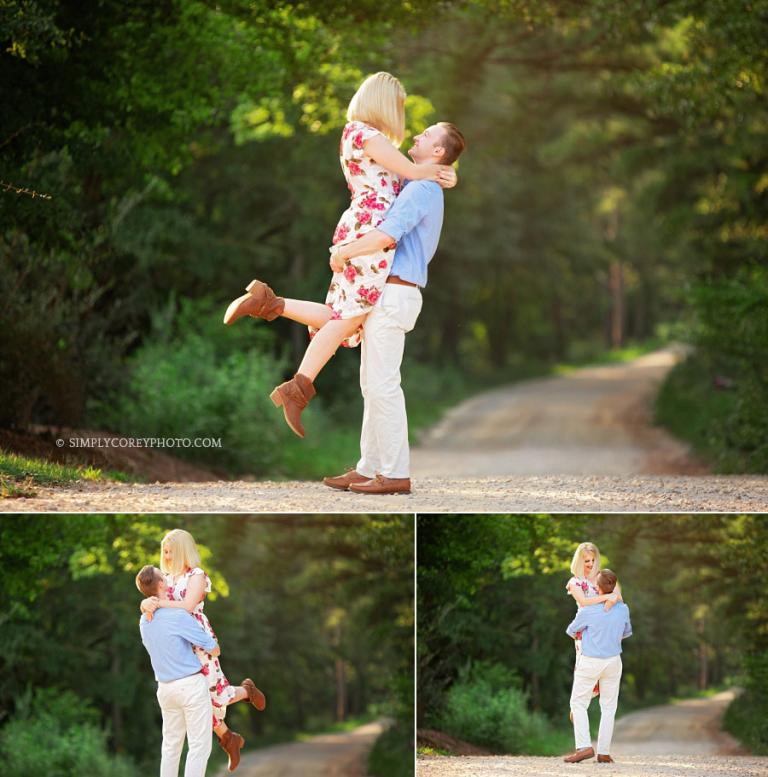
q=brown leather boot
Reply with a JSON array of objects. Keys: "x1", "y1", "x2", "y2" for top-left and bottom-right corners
[
  {"x1": 223, "y1": 280, "x2": 285, "y2": 325},
  {"x1": 270, "y1": 373, "x2": 316, "y2": 438},
  {"x1": 241, "y1": 678, "x2": 266, "y2": 711},
  {"x1": 218, "y1": 729, "x2": 245, "y2": 772}
]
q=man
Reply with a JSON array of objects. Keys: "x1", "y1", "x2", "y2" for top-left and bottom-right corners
[
  {"x1": 563, "y1": 569, "x2": 632, "y2": 764},
  {"x1": 137, "y1": 565, "x2": 224, "y2": 777},
  {"x1": 323, "y1": 121, "x2": 466, "y2": 495}
]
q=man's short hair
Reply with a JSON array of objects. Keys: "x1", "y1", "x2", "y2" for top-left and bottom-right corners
[
  {"x1": 437, "y1": 122, "x2": 466, "y2": 165},
  {"x1": 597, "y1": 569, "x2": 617, "y2": 594},
  {"x1": 135, "y1": 565, "x2": 162, "y2": 597}
]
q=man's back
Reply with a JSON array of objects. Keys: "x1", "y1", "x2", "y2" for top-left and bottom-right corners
[
  {"x1": 140, "y1": 608, "x2": 216, "y2": 682},
  {"x1": 566, "y1": 602, "x2": 632, "y2": 659}
]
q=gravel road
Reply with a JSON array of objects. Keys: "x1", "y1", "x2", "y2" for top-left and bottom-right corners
[
  {"x1": 5, "y1": 474, "x2": 768, "y2": 513},
  {"x1": 214, "y1": 720, "x2": 387, "y2": 777},
  {"x1": 417, "y1": 691, "x2": 766, "y2": 777},
  {"x1": 5, "y1": 348, "x2": 767, "y2": 513}
]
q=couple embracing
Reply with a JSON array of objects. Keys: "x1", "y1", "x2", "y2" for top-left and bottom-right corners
[
  {"x1": 224, "y1": 72, "x2": 466, "y2": 495},
  {"x1": 563, "y1": 541, "x2": 633, "y2": 764}
]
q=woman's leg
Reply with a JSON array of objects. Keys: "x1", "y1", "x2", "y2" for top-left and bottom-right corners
[
  {"x1": 281, "y1": 298, "x2": 334, "y2": 329},
  {"x1": 297, "y1": 315, "x2": 366, "y2": 380}
]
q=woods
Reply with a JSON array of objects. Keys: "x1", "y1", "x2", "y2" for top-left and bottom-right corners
[
  {"x1": 1, "y1": 1, "x2": 766, "y2": 478},
  {"x1": 417, "y1": 514, "x2": 768, "y2": 755},
  {"x1": 0, "y1": 514, "x2": 415, "y2": 775}
]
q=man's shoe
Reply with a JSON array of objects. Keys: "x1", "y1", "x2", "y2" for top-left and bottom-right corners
[
  {"x1": 563, "y1": 747, "x2": 595, "y2": 763},
  {"x1": 597, "y1": 755, "x2": 615, "y2": 763},
  {"x1": 241, "y1": 678, "x2": 266, "y2": 711},
  {"x1": 219, "y1": 729, "x2": 245, "y2": 772},
  {"x1": 224, "y1": 280, "x2": 285, "y2": 325},
  {"x1": 270, "y1": 373, "x2": 316, "y2": 438},
  {"x1": 323, "y1": 469, "x2": 370, "y2": 490},
  {"x1": 348, "y1": 474, "x2": 411, "y2": 495}
]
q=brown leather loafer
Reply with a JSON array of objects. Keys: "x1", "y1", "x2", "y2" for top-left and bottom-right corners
[
  {"x1": 224, "y1": 279, "x2": 285, "y2": 325},
  {"x1": 323, "y1": 469, "x2": 370, "y2": 490},
  {"x1": 348, "y1": 474, "x2": 411, "y2": 495},
  {"x1": 597, "y1": 754, "x2": 615, "y2": 763},
  {"x1": 242, "y1": 678, "x2": 266, "y2": 711},
  {"x1": 270, "y1": 372, "x2": 316, "y2": 438},
  {"x1": 219, "y1": 729, "x2": 245, "y2": 772},
  {"x1": 563, "y1": 747, "x2": 595, "y2": 763}
]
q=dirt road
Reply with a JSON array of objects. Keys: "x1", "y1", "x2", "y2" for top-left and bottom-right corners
[
  {"x1": 5, "y1": 348, "x2": 767, "y2": 513},
  {"x1": 417, "y1": 690, "x2": 766, "y2": 777},
  {"x1": 217, "y1": 720, "x2": 387, "y2": 777}
]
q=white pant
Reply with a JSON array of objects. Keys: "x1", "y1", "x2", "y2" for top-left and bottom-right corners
[
  {"x1": 156, "y1": 672, "x2": 212, "y2": 777},
  {"x1": 357, "y1": 283, "x2": 423, "y2": 479},
  {"x1": 570, "y1": 654, "x2": 622, "y2": 755}
]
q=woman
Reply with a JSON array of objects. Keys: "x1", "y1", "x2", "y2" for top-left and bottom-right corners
[
  {"x1": 223, "y1": 72, "x2": 456, "y2": 437},
  {"x1": 566, "y1": 542, "x2": 622, "y2": 710},
  {"x1": 140, "y1": 529, "x2": 265, "y2": 772}
]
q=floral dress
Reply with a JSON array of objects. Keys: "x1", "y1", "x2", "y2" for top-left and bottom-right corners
[
  {"x1": 165, "y1": 566, "x2": 236, "y2": 727},
  {"x1": 309, "y1": 120, "x2": 402, "y2": 348},
  {"x1": 567, "y1": 575, "x2": 600, "y2": 697}
]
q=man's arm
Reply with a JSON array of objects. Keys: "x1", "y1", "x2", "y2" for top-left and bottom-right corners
[
  {"x1": 622, "y1": 608, "x2": 633, "y2": 639},
  {"x1": 566, "y1": 608, "x2": 593, "y2": 639},
  {"x1": 331, "y1": 182, "x2": 437, "y2": 269},
  {"x1": 174, "y1": 610, "x2": 220, "y2": 656}
]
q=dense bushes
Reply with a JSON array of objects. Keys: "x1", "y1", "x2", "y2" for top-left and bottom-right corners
[
  {"x1": 724, "y1": 654, "x2": 768, "y2": 755},
  {"x1": 436, "y1": 662, "x2": 569, "y2": 755},
  {"x1": 0, "y1": 690, "x2": 138, "y2": 777}
]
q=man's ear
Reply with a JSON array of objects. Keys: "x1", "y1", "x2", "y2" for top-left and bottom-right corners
[{"x1": 434, "y1": 145, "x2": 446, "y2": 161}]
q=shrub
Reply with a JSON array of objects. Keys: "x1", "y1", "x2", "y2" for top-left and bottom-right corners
[
  {"x1": 436, "y1": 661, "x2": 565, "y2": 755},
  {"x1": 0, "y1": 689, "x2": 138, "y2": 777}
]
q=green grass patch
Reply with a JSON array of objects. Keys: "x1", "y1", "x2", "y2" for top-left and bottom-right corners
[
  {"x1": 0, "y1": 449, "x2": 136, "y2": 497},
  {"x1": 724, "y1": 689, "x2": 768, "y2": 754},
  {"x1": 368, "y1": 723, "x2": 414, "y2": 777}
]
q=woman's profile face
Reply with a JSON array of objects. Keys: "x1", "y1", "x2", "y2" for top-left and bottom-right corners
[
  {"x1": 583, "y1": 551, "x2": 596, "y2": 576},
  {"x1": 162, "y1": 542, "x2": 173, "y2": 566}
]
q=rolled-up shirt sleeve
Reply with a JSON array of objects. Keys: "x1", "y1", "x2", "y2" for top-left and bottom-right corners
[
  {"x1": 623, "y1": 610, "x2": 633, "y2": 639},
  {"x1": 378, "y1": 181, "x2": 437, "y2": 242}
]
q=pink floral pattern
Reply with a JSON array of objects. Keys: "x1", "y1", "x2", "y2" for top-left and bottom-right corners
[
  {"x1": 310, "y1": 120, "x2": 402, "y2": 348},
  {"x1": 165, "y1": 566, "x2": 236, "y2": 727}
]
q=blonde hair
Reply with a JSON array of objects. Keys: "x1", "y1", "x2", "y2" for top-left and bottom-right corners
[
  {"x1": 160, "y1": 529, "x2": 201, "y2": 577},
  {"x1": 570, "y1": 542, "x2": 602, "y2": 580},
  {"x1": 346, "y1": 72, "x2": 406, "y2": 146}
]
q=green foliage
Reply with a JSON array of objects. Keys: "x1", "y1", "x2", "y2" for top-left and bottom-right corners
[
  {"x1": 367, "y1": 722, "x2": 415, "y2": 777},
  {"x1": 724, "y1": 654, "x2": 768, "y2": 755},
  {"x1": 437, "y1": 661, "x2": 568, "y2": 755},
  {"x1": 0, "y1": 688, "x2": 138, "y2": 777}
]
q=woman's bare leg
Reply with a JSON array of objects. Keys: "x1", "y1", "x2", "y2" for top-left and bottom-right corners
[
  {"x1": 298, "y1": 315, "x2": 366, "y2": 380},
  {"x1": 281, "y1": 298, "x2": 334, "y2": 329}
]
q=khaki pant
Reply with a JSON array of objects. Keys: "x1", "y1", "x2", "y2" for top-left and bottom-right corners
[
  {"x1": 570, "y1": 654, "x2": 622, "y2": 755},
  {"x1": 156, "y1": 672, "x2": 212, "y2": 777},
  {"x1": 357, "y1": 283, "x2": 423, "y2": 479}
]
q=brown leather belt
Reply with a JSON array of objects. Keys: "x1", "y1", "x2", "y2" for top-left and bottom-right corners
[{"x1": 386, "y1": 275, "x2": 418, "y2": 288}]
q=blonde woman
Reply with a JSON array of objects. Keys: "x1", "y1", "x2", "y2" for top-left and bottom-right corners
[
  {"x1": 223, "y1": 71, "x2": 456, "y2": 437},
  {"x1": 566, "y1": 542, "x2": 622, "y2": 707},
  {"x1": 140, "y1": 529, "x2": 265, "y2": 772}
]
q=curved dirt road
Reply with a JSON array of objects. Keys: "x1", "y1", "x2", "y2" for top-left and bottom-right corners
[
  {"x1": 417, "y1": 690, "x2": 765, "y2": 777},
  {"x1": 5, "y1": 348, "x2": 768, "y2": 512},
  {"x1": 217, "y1": 720, "x2": 387, "y2": 777}
]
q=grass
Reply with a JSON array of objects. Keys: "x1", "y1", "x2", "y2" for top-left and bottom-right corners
[
  {"x1": 368, "y1": 722, "x2": 414, "y2": 777},
  {"x1": 0, "y1": 449, "x2": 136, "y2": 498}
]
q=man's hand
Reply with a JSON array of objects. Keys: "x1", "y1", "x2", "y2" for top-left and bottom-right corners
[
  {"x1": 210, "y1": 642, "x2": 221, "y2": 658},
  {"x1": 329, "y1": 245, "x2": 345, "y2": 273},
  {"x1": 604, "y1": 592, "x2": 620, "y2": 611}
]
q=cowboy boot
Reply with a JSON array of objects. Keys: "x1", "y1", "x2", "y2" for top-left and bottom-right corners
[
  {"x1": 241, "y1": 678, "x2": 266, "y2": 711},
  {"x1": 223, "y1": 280, "x2": 285, "y2": 325},
  {"x1": 270, "y1": 373, "x2": 316, "y2": 438},
  {"x1": 218, "y1": 729, "x2": 245, "y2": 772}
]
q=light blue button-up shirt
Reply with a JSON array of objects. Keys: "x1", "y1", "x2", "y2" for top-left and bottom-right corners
[
  {"x1": 140, "y1": 607, "x2": 217, "y2": 683},
  {"x1": 379, "y1": 180, "x2": 444, "y2": 288},
  {"x1": 566, "y1": 602, "x2": 633, "y2": 658}
]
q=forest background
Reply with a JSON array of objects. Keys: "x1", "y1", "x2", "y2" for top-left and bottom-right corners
[
  {"x1": 0, "y1": 514, "x2": 414, "y2": 776},
  {"x1": 1, "y1": 0, "x2": 766, "y2": 482},
  {"x1": 418, "y1": 514, "x2": 768, "y2": 756}
]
